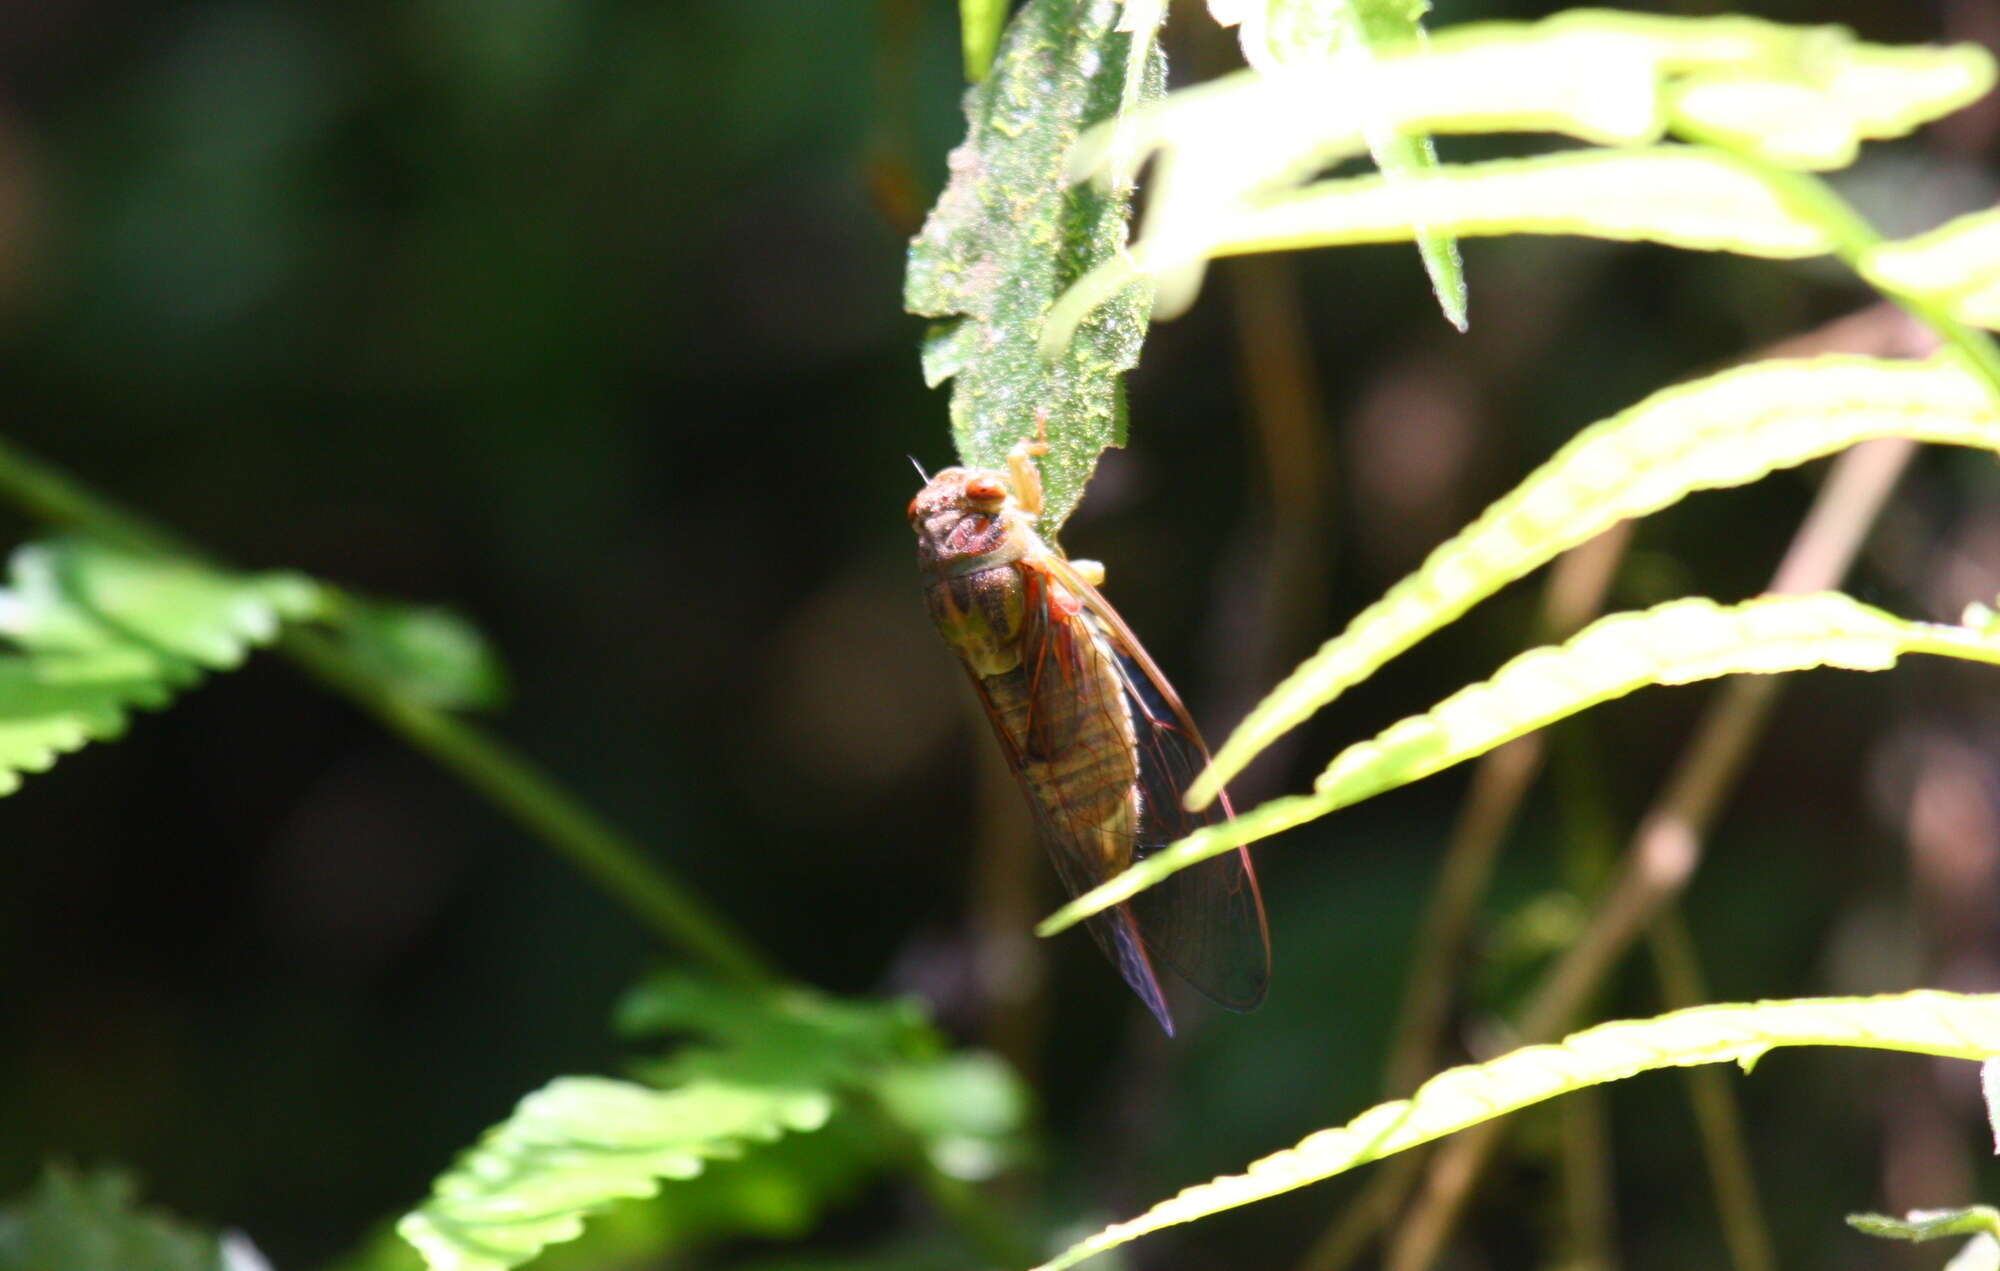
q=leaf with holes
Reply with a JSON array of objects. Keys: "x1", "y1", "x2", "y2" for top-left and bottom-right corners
[{"x1": 905, "y1": 0, "x2": 1163, "y2": 532}]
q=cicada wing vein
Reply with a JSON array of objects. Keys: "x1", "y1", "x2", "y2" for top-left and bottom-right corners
[{"x1": 1032, "y1": 555, "x2": 1271, "y2": 1017}]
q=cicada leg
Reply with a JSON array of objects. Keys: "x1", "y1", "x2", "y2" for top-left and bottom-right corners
[
  {"x1": 1069, "y1": 559, "x2": 1106, "y2": 586},
  {"x1": 1007, "y1": 416, "x2": 1107, "y2": 586},
  {"x1": 1007, "y1": 441, "x2": 1047, "y2": 520}
]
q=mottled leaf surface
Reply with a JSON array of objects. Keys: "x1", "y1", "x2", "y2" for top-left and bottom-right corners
[{"x1": 906, "y1": 0, "x2": 1162, "y2": 531}]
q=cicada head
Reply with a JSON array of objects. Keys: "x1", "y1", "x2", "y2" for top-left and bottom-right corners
[{"x1": 909, "y1": 467, "x2": 1030, "y2": 576}]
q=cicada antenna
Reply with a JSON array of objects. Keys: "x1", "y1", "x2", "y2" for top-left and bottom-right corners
[{"x1": 908, "y1": 455, "x2": 931, "y2": 483}]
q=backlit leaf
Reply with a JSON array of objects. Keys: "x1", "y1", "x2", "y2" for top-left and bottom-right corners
[
  {"x1": 1192, "y1": 354, "x2": 2000, "y2": 805},
  {"x1": 1036, "y1": 993, "x2": 2000, "y2": 1270}
]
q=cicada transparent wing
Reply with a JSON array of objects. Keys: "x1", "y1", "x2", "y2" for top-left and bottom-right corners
[{"x1": 969, "y1": 555, "x2": 1269, "y2": 1033}]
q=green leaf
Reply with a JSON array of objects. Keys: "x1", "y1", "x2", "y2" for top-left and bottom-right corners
[
  {"x1": 1667, "y1": 37, "x2": 1994, "y2": 170},
  {"x1": 340, "y1": 1121, "x2": 916, "y2": 1271},
  {"x1": 620, "y1": 976, "x2": 1030, "y2": 1179},
  {"x1": 1049, "y1": 145, "x2": 1831, "y2": 351},
  {"x1": 0, "y1": 540, "x2": 323, "y2": 796},
  {"x1": 327, "y1": 598, "x2": 508, "y2": 711},
  {"x1": 905, "y1": 0, "x2": 1162, "y2": 532},
  {"x1": 1054, "y1": 10, "x2": 1991, "y2": 332},
  {"x1": 960, "y1": 0, "x2": 1007, "y2": 83},
  {"x1": 1850, "y1": 1206, "x2": 2000, "y2": 1244},
  {"x1": 1209, "y1": 0, "x2": 1466, "y2": 328},
  {"x1": 1862, "y1": 209, "x2": 2000, "y2": 330},
  {"x1": 1205, "y1": 139, "x2": 1828, "y2": 260},
  {"x1": 1034, "y1": 992, "x2": 2000, "y2": 1270},
  {"x1": 0, "y1": 1164, "x2": 233, "y2": 1271},
  {"x1": 400, "y1": 978, "x2": 1029, "y2": 1271},
  {"x1": 398, "y1": 1074, "x2": 835, "y2": 1271},
  {"x1": 1106, "y1": 0, "x2": 1169, "y2": 192},
  {"x1": 1042, "y1": 592, "x2": 2000, "y2": 936},
  {"x1": 1190, "y1": 354, "x2": 2000, "y2": 806}
]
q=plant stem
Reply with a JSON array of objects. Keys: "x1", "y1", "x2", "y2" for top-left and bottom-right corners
[
  {"x1": 283, "y1": 629, "x2": 779, "y2": 986},
  {"x1": 0, "y1": 433, "x2": 199, "y2": 557},
  {"x1": 0, "y1": 429, "x2": 777, "y2": 988}
]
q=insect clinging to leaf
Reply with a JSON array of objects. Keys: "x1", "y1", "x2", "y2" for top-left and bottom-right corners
[{"x1": 910, "y1": 438, "x2": 1270, "y2": 1033}]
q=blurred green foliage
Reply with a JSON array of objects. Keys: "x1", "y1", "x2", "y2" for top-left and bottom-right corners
[{"x1": 0, "y1": 1166, "x2": 229, "y2": 1271}]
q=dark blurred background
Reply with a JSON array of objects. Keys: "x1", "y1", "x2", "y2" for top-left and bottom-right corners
[{"x1": 3, "y1": 0, "x2": 2000, "y2": 1267}]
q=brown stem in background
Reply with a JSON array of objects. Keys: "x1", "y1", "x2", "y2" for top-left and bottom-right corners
[
  {"x1": 1209, "y1": 254, "x2": 1337, "y2": 800},
  {"x1": 1294, "y1": 301, "x2": 1936, "y2": 1271},
  {"x1": 1385, "y1": 430, "x2": 1923, "y2": 1271},
  {"x1": 1650, "y1": 911, "x2": 1777, "y2": 1271},
  {"x1": 1292, "y1": 526, "x2": 1630, "y2": 1271},
  {"x1": 1383, "y1": 522, "x2": 1635, "y2": 1099},
  {"x1": 864, "y1": 0, "x2": 927, "y2": 236},
  {"x1": 1559, "y1": 1089, "x2": 1618, "y2": 1271}
]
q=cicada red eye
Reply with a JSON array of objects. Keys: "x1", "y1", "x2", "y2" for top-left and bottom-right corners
[
  {"x1": 963, "y1": 475, "x2": 1007, "y2": 505},
  {"x1": 906, "y1": 494, "x2": 921, "y2": 522}
]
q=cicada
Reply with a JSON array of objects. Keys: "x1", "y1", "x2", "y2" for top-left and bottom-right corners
[{"x1": 910, "y1": 442, "x2": 1270, "y2": 1034}]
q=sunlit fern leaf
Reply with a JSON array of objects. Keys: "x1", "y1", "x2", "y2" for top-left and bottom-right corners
[
  {"x1": 0, "y1": 540, "x2": 323, "y2": 795},
  {"x1": 1047, "y1": 145, "x2": 1835, "y2": 348},
  {"x1": 1189, "y1": 353, "x2": 2000, "y2": 806},
  {"x1": 1033, "y1": 993, "x2": 2000, "y2": 1270},
  {"x1": 1043, "y1": 593, "x2": 2000, "y2": 936},
  {"x1": 905, "y1": 0, "x2": 1163, "y2": 533},
  {"x1": 0, "y1": 1163, "x2": 246, "y2": 1271},
  {"x1": 1207, "y1": 0, "x2": 1466, "y2": 328},
  {"x1": 399, "y1": 977, "x2": 1029, "y2": 1271},
  {"x1": 1667, "y1": 38, "x2": 1994, "y2": 170},
  {"x1": 1050, "y1": 10, "x2": 1992, "y2": 336},
  {"x1": 1862, "y1": 209, "x2": 2000, "y2": 331}
]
